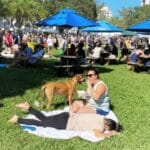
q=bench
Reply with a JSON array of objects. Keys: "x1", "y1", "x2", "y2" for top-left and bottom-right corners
[
  {"x1": 127, "y1": 62, "x2": 142, "y2": 71},
  {"x1": 104, "y1": 57, "x2": 117, "y2": 65},
  {"x1": 54, "y1": 65, "x2": 75, "y2": 76},
  {"x1": 54, "y1": 64, "x2": 91, "y2": 76},
  {"x1": 86, "y1": 57, "x2": 101, "y2": 65},
  {"x1": 79, "y1": 64, "x2": 91, "y2": 68},
  {"x1": 144, "y1": 65, "x2": 150, "y2": 73},
  {"x1": 127, "y1": 62, "x2": 150, "y2": 73},
  {"x1": 76, "y1": 64, "x2": 91, "y2": 73},
  {"x1": 54, "y1": 65, "x2": 74, "y2": 69},
  {"x1": 54, "y1": 64, "x2": 91, "y2": 70},
  {"x1": 0, "y1": 56, "x2": 6, "y2": 63},
  {"x1": 145, "y1": 64, "x2": 150, "y2": 68}
]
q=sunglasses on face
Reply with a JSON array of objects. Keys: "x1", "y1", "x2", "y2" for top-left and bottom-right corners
[{"x1": 86, "y1": 74, "x2": 96, "y2": 77}]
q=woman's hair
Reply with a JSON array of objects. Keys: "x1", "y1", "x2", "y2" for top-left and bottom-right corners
[
  {"x1": 105, "y1": 118, "x2": 123, "y2": 132},
  {"x1": 86, "y1": 67, "x2": 99, "y2": 79}
]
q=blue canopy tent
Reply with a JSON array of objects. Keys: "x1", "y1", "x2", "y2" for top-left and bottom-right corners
[
  {"x1": 35, "y1": 8, "x2": 97, "y2": 27},
  {"x1": 35, "y1": 8, "x2": 97, "y2": 59},
  {"x1": 81, "y1": 21, "x2": 122, "y2": 32},
  {"x1": 127, "y1": 18, "x2": 150, "y2": 32}
]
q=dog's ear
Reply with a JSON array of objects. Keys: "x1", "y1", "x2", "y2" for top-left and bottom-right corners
[
  {"x1": 76, "y1": 74, "x2": 85, "y2": 82},
  {"x1": 76, "y1": 74, "x2": 81, "y2": 80},
  {"x1": 73, "y1": 74, "x2": 80, "y2": 81}
]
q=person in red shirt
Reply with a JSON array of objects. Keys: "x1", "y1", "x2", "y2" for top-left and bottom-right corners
[{"x1": 4, "y1": 30, "x2": 14, "y2": 52}]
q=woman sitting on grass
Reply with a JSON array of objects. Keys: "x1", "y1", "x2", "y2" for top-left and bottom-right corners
[
  {"x1": 71, "y1": 68, "x2": 110, "y2": 116},
  {"x1": 9, "y1": 101, "x2": 122, "y2": 138}
]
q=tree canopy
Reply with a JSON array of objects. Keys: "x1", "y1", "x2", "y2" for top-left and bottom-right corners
[
  {"x1": 1, "y1": 0, "x2": 150, "y2": 29},
  {"x1": 110, "y1": 4, "x2": 150, "y2": 29},
  {"x1": 0, "y1": 0, "x2": 97, "y2": 27}
]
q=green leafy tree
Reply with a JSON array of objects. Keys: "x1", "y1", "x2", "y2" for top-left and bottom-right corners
[
  {"x1": 134, "y1": 5, "x2": 150, "y2": 23},
  {"x1": 0, "y1": 0, "x2": 97, "y2": 28},
  {"x1": 42, "y1": 0, "x2": 97, "y2": 20},
  {"x1": 7, "y1": 0, "x2": 46, "y2": 27},
  {"x1": 119, "y1": 7, "x2": 137, "y2": 28},
  {"x1": 119, "y1": 5, "x2": 150, "y2": 28},
  {"x1": 110, "y1": 17, "x2": 124, "y2": 29},
  {"x1": 0, "y1": 0, "x2": 10, "y2": 18}
]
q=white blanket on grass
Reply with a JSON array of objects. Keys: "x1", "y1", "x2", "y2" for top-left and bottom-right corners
[{"x1": 20, "y1": 107, "x2": 118, "y2": 142}]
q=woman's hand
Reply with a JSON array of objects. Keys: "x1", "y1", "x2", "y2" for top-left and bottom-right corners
[
  {"x1": 93, "y1": 129, "x2": 106, "y2": 138},
  {"x1": 87, "y1": 81, "x2": 106, "y2": 101},
  {"x1": 93, "y1": 129, "x2": 119, "y2": 138},
  {"x1": 109, "y1": 130, "x2": 119, "y2": 136},
  {"x1": 93, "y1": 129, "x2": 103, "y2": 137},
  {"x1": 87, "y1": 80, "x2": 92, "y2": 88},
  {"x1": 86, "y1": 80, "x2": 92, "y2": 92}
]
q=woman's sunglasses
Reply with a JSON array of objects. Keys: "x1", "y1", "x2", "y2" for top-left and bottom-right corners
[{"x1": 86, "y1": 74, "x2": 96, "y2": 77}]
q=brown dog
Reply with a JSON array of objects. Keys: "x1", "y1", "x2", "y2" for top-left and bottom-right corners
[{"x1": 40, "y1": 74, "x2": 85, "y2": 110}]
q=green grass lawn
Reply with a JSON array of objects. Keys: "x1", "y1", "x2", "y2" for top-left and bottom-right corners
[{"x1": 0, "y1": 59, "x2": 150, "y2": 150}]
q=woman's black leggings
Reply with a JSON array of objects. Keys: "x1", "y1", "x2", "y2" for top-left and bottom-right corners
[{"x1": 18, "y1": 107, "x2": 69, "y2": 129}]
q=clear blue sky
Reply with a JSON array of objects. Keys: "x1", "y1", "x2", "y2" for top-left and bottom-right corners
[{"x1": 97, "y1": 0, "x2": 141, "y2": 17}]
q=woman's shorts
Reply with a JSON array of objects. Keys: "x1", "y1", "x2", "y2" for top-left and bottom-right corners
[{"x1": 96, "y1": 109, "x2": 109, "y2": 116}]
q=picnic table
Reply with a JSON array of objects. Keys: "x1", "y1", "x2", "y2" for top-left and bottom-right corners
[
  {"x1": 127, "y1": 55, "x2": 150, "y2": 73},
  {"x1": 54, "y1": 55, "x2": 90, "y2": 76},
  {"x1": 86, "y1": 56, "x2": 100, "y2": 65},
  {"x1": 138, "y1": 55, "x2": 150, "y2": 73},
  {"x1": 86, "y1": 51, "x2": 110, "y2": 65},
  {"x1": 60, "y1": 55, "x2": 81, "y2": 65}
]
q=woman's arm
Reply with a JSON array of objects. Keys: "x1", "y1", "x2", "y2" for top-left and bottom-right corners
[
  {"x1": 93, "y1": 129, "x2": 118, "y2": 138},
  {"x1": 87, "y1": 81, "x2": 106, "y2": 100}
]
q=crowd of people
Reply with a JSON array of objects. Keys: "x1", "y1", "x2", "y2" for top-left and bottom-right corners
[{"x1": 0, "y1": 28, "x2": 150, "y2": 69}]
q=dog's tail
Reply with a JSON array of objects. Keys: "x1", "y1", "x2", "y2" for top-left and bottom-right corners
[
  {"x1": 36, "y1": 85, "x2": 46, "y2": 100},
  {"x1": 35, "y1": 85, "x2": 47, "y2": 108},
  {"x1": 40, "y1": 85, "x2": 47, "y2": 100}
]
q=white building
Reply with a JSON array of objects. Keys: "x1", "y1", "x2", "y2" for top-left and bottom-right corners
[
  {"x1": 101, "y1": 6, "x2": 112, "y2": 19},
  {"x1": 141, "y1": 0, "x2": 150, "y2": 6}
]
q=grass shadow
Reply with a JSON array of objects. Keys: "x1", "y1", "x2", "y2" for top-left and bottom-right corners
[
  {"x1": 0, "y1": 103, "x2": 4, "y2": 107},
  {"x1": 52, "y1": 101, "x2": 67, "y2": 109},
  {"x1": 110, "y1": 103, "x2": 115, "y2": 111},
  {"x1": 0, "y1": 59, "x2": 67, "y2": 100},
  {"x1": 91, "y1": 65, "x2": 114, "y2": 74}
]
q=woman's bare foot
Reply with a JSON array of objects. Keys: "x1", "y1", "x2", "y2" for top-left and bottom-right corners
[
  {"x1": 15, "y1": 101, "x2": 30, "y2": 111},
  {"x1": 8, "y1": 115, "x2": 19, "y2": 123}
]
